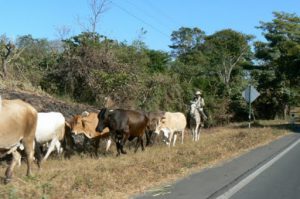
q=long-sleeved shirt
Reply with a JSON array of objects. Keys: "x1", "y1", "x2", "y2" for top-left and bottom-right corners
[{"x1": 194, "y1": 96, "x2": 205, "y2": 110}]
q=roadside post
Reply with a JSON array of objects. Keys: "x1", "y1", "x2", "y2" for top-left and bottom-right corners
[
  {"x1": 290, "y1": 113, "x2": 295, "y2": 125},
  {"x1": 242, "y1": 85, "x2": 260, "y2": 128}
]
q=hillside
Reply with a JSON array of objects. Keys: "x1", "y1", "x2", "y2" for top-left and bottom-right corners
[{"x1": 0, "y1": 88, "x2": 98, "y2": 120}]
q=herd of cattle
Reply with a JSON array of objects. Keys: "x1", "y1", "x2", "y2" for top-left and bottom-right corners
[{"x1": 0, "y1": 97, "x2": 201, "y2": 184}]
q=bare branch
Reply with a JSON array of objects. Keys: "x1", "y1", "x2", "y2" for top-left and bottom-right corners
[
  {"x1": 76, "y1": 15, "x2": 89, "y2": 32},
  {"x1": 77, "y1": 0, "x2": 111, "y2": 33},
  {"x1": 55, "y1": 25, "x2": 71, "y2": 40},
  {"x1": 7, "y1": 47, "x2": 25, "y2": 64},
  {"x1": 89, "y1": 0, "x2": 110, "y2": 32}
]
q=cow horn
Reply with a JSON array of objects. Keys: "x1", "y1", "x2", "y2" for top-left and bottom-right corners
[{"x1": 81, "y1": 111, "x2": 89, "y2": 117}]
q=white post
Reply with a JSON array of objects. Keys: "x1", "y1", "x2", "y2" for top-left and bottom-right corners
[{"x1": 248, "y1": 85, "x2": 251, "y2": 128}]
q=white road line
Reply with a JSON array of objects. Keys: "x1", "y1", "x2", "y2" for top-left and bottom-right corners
[{"x1": 216, "y1": 137, "x2": 300, "y2": 199}]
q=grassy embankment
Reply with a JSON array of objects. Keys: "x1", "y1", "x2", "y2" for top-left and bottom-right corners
[{"x1": 0, "y1": 120, "x2": 295, "y2": 199}]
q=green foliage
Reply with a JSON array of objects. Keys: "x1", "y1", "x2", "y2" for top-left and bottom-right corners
[
  {"x1": 1, "y1": 11, "x2": 299, "y2": 125},
  {"x1": 145, "y1": 49, "x2": 170, "y2": 73},
  {"x1": 254, "y1": 12, "x2": 300, "y2": 118},
  {"x1": 93, "y1": 70, "x2": 130, "y2": 90},
  {"x1": 203, "y1": 29, "x2": 254, "y2": 96},
  {"x1": 169, "y1": 27, "x2": 206, "y2": 58}
]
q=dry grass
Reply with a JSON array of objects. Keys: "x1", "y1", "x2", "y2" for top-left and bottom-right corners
[{"x1": 0, "y1": 120, "x2": 294, "y2": 199}]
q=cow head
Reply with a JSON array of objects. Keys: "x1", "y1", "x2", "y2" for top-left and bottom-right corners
[
  {"x1": 66, "y1": 112, "x2": 93, "y2": 147},
  {"x1": 154, "y1": 116, "x2": 166, "y2": 135},
  {"x1": 68, "y1": 113, "x2": 91, "y2": 135},
  {"x1": 96, "y1": 108, "x2": 109, "y2": 132},
  {"x1": 153, "y1": 116, "x2": 172, "y2": 145}
]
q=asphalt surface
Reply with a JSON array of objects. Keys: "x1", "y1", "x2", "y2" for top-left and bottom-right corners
[
  {"x1": 231, "y1": 133, "x2": 300, "y2": 199},
  {"x1": 133, "y1": 127, "x2": 300, "y2": 199}
]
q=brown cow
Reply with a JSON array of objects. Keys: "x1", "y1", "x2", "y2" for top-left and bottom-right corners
[
  {"x1": 0, "y1": 97, "x2": 38, "y2": 183},
  {"x1": 96, "y1": 108, "x2": 149, "y2": 156},
  {"x1": 66, "y1": 111, "x2": 111, "y2": 156}
]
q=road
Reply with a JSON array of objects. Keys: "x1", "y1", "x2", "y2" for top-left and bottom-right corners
[
  {"x1": 230, "y1": 134, "x2": 300, "y2": 199},
  {"x1": 133, "y1": 129, "x2": 300, "y2": 199}
]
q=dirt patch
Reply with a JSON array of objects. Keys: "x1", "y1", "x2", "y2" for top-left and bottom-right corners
[{"x1": 0, "y1": 88, "x2": 98, "y2": 120}]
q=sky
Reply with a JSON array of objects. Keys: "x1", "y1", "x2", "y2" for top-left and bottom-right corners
[{"x1": 0, "y1": 0, "x2": 299, "y2": 52}]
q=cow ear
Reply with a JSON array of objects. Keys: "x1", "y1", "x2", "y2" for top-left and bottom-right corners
[{"x1": 65, "y1": 121, "x2": 71, "y2": 128}]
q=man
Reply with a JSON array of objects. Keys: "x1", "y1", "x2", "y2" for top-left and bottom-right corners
[{"x1": 193, "y1": 90, "x2": 208, "y2": 122}]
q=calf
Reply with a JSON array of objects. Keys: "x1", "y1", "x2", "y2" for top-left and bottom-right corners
[
  {"x1": 0, "y1": 97, "x2": 38, "y2": 183},
  {"x1": 154, "y1": 112, "x2": 186, "y2": 147},
  {"x1": 96, "y1": 108, "x2": 149, "y2": 156}
]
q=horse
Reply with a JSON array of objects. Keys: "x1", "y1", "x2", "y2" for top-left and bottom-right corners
[{"x1": 189, "y1": 103, "x2": 202, "y2": 141}]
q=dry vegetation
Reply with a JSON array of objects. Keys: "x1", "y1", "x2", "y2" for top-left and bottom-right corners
[{"x1": 0, "y1": 120, "x2": 294, "y2": 199}]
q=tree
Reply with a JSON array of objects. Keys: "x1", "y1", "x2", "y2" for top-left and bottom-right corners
[
  {"x1": 254, "y1": 12, "x2": 300, "y2": 118},
  {"x1": 0, "y1": 35, "x2": 23, "y2": 79},
  {"x1": 145, "y1": 49, "x2": 170, "y2": 73},
  {"x1": 42, "y1": 32, "x2": 117, "y2": 102},
  {"x1": 169, "y1": 27, "x2": 206, "y2": 59},
  {"x1": 14, "y1": 35, "x2": 56, "y2": 85},
  {"x1": 203, "y1": 29, "x2": 253, "y2": 96}
]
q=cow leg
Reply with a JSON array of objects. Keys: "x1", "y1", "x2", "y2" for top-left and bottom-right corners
[
  {"x1": 93, "y1": 137, "x2": 100, "y2": 157},
  {"x1": 120, "y1": 133, "x2": 129, "y2": 154},
  {"x1": 115, "y1": 141, "x2": 122, "y2": 156},
  {"x1": 140, "y1": 136, "x2": 145, "y2": 151},
  {"x1": 120, "y1": 144, "x2": 127, "y2": 154},
  {"x1": 164, "y1": 134, "x2": 170, "y2": 146},
  {"x1": 54, "y1": 140, "x2": 63, "y2": 159},
  {"x1": 114, "y1": 131, "x2": 126, "y2": 156},
  {"x1": 134, "y1": 137, "x2": 140, "y2": 152},
  {"x1": 105, "y1": 138, "x2": 112, "y2": 152},
  {"x1": 134, "y1": 136, "x2": 144, "y2": 152},
  {"x1": 172, "y1": 133, "x2": 177, "y2": 147},
  {"x1": 22, "y1": 137, "x2": 35, "y2": 177},
  {"x1": 43, "y1": 138, "x2": 58, "y2": 161},
  {"x1": 111, "y1": 131, "x2": 120, "y2": 156},
  {"x1": 34, "y1": 140, "x2": 43, "y2": 168},
  {"x1": 145, "y1": 131, "x2": 153, "y2": 146},
  {"x1": 181, "y1": 130, "x2": 184, "y2": 144},
  {"x1": 167, "y1": 131, "x2": 173, "y2": 147},
  {"x1": 150, "y1": 132, "x2": 157, "y2": 146},
  {"x1": 4, "y1": 150, "x2": 21, "y2": 184},
  {"x1": 61, "y1": 130, "x2": 74, "y2": 159}
]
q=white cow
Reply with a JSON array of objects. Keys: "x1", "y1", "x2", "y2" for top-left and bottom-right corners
[
  {"x1": 154, "y1": 112, "x2": 187, "y2": 147},
  {"x1": 36, "y1": 112, "x2": 66, "y2": 161}
]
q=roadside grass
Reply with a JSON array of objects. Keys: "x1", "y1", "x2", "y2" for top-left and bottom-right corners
[{"x1": 0, "y1": 120, "x2": 293, "y2": 199}]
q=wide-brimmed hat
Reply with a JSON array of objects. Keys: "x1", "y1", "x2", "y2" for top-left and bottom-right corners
[{"x1": 195, "y1": 91, "x2": 202, "y2": 95}]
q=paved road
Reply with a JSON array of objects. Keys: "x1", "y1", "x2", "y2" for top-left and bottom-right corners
[
  {"x1": 230, "y1": 134, "x2": 300, "y2": 199},
  {"x1": 133, "y1": 129, "x2": 300, "y2": 199}
]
